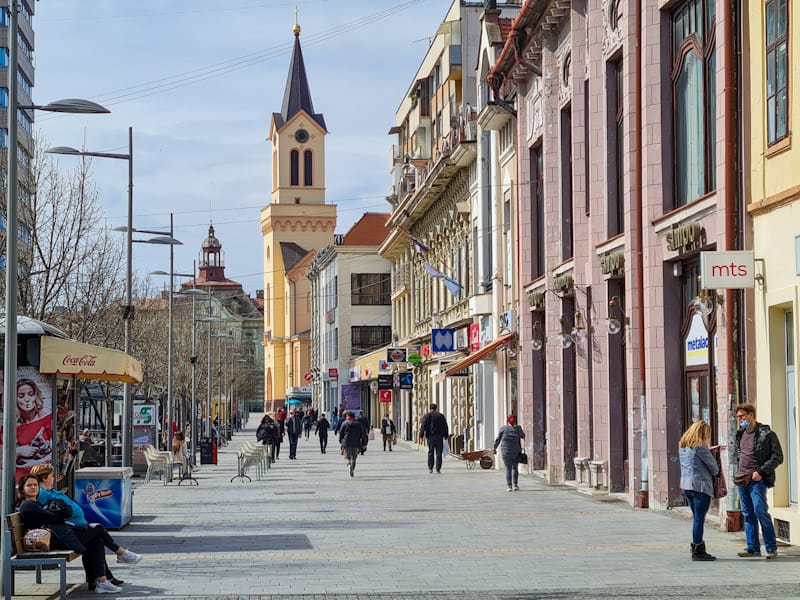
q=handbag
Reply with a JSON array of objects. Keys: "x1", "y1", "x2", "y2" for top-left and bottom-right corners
[
  {"x1": 43, "y1": 498, "x2": 72, "y2": 522},
  {"x1": 23, "y1": 528, "x2": 51, "y2": 552},
  {"x1": 517, "y1": 449, "x2": 528, "y2": 465},
  {"x1": 368, "y1": 429, "x2": 375, "y2": 441},
  {"x1": 442, "y1": 439, "x2": 450, "y2": 457}
]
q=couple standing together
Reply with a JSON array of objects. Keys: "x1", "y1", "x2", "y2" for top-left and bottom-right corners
[{"x1": 680, "y1": 402, "x2": 784, "y2": 561}]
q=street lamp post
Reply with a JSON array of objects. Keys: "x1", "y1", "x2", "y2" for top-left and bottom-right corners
[
  {"x1": 47, "y1": 128, "x2": 134, "y2": 468},
  {"x1": 111, "y1": 223, "x2": 181, "y2": 452},
  {"x1": 2, "y1": 3, "x2": 110, "y2": 593}
]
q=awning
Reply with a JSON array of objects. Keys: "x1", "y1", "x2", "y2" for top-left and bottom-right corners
[
  {"x1": 441, "y1": 333, "x2": 516, "y2": 378},
  {"x1": 39, "y1": 336, "x2": 143, "y2": 383}
]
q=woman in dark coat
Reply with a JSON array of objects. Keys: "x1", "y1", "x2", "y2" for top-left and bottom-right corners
[{"x1": 493, "y1": 415, "x2": 526, "y2": 492}]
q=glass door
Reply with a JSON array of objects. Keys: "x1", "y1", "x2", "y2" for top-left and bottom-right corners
[{"x1": 785, "y1": 311, "x2": 797, "y2": 504}]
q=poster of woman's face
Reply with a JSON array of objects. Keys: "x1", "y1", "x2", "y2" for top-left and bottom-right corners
[{"x1": 0, "y1": 366, "x2": 53, "y2": 480}]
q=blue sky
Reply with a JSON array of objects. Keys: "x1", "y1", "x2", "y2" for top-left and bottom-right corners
[{"x1": 32, "y1": 0, "x2": 451, "y2": 295}]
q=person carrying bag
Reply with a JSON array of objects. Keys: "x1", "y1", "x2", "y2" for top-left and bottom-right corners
[{"x1": 493, "y1": 415, "x2": 526, "y2": 492}]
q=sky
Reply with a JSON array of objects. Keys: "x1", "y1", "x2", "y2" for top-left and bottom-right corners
[{"x1": 32, "y1": 0, "x2": 453, "y2": 296}]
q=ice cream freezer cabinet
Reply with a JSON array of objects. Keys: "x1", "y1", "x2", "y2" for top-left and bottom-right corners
[{"x1": 74, "y1": 466, "x2": 133, "y2": 529}]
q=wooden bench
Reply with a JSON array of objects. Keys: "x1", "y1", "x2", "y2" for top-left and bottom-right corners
[{"x1": 3, "y1": 512, "x2": 78, "y2": 600}]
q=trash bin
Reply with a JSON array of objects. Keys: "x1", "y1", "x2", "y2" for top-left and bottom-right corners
[
  {"x1": 74, "y1": 466, "x2": 133, "y2": 529},
  {"x1": 200, "y1": 437, "x2": 217, "y2": 465}
]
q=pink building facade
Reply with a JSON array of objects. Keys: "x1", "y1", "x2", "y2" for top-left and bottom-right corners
[{"x1": 490, "y1": 0, "x2": 751, "y2": 517}]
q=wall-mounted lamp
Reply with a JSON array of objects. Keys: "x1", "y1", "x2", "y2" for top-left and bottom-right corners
[
  {"x1": 557, "y1": 316, "x2": 574, "y2": 349},
  {"x1": 531, "y1": 321, "x2": 546, "y2": 351},
  {"x1": 570, "y1": 311, "x2": 586, "y2": 345},
  {"x1": 607, "y1": 296, "x2": 629, "y2": 335}
]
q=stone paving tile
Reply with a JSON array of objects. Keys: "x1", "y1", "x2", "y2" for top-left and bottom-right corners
[{"x1": 9, "y1": 419, "x2": 800, "y2": 599}]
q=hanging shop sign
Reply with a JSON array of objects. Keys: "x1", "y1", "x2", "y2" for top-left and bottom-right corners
[
  {"x1": 700, "y1": 251, "x2": 755, "y2": 289},
  {"x1": 399, "y1": 372, "x2": 414, "y2": 389},
  {"x1": 684, "y1": 313, "x2": 709, "y2": 367},
  {"x1": 379, "y1": 390, "x2": 393, "y2": 403},
  {"x1": 386, "y1": 348, "x2": 407, "y2": 363},
  {"x1": 469, "y1": 323, "x2": 481, "y2": 352},
  {"x1": 377, "y1": 374, "x2": 393, "y2": 390}
]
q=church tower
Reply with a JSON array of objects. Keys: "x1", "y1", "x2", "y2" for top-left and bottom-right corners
[{"x1": 261, "y1": 18, "x2": 336, "y2": 411}]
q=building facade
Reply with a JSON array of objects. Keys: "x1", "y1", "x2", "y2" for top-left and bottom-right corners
[
  {"x1": 308, "y1": 213, "x2": 391, "y2": 424},
  {"x1": 261, "y1": 23, "x2": 336, "y2": 411},
  {"x1": 745, "y1": 0, "x2": 799, "y2": 542},
  {"x1": 382, "y1": 1, "x2": 523, "y2": 453},
  {"x1": 487, "y1": 0, "x2": 748, "y2": 519}
]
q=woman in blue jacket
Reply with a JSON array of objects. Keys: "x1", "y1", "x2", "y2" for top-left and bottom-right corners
[{"x1": 679, "y1": 420, "x2": 721, "y2": 561}]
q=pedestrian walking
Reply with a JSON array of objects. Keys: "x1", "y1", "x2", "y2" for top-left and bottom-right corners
[
  {"x1": 339, "y1": 411, "x2": 365, "y2": 477},
  {"x1": 315, "y1": 413, "x2": 331, "y2": 454},
  {"x1": 302, "y1": 410, "x2": 314, "y2": 440},
  {"x1": 357, "y1": 411, "x2": 370, "y2": 455},
  {"x1": 286, "y1": 410, "x2": 303, "y2": 459},
  {"x1": 257, "y1": 414, "x2": 280, "y2": 462},
  {"x1": 381, "y1": 414, "x2": 397, "y2": 451},
  {"x1": 493, "y1": 415, "x2": 526, "y2": 492},
  {"x1": 678, "y1": 420, "x2": 721, "y2": 561},
  {"x1": 734, "y1": 402, "x2": 784, "y2": 559},
  {"x1": 274, "y1": 415, "x2": 285, "y2": 460},
  {"x1": 419, "y1": 403, "x2": 449, "y2": 474}
]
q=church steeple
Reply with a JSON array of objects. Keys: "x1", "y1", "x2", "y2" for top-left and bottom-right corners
[
  {"x1": 198, "y1": 224, "x2": 225, "y2": 283},
  {"x1": 276, "y1": 23, "x2": 326, "y2": 131}
]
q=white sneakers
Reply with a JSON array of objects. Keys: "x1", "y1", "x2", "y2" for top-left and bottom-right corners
[
  {"x1": 95, "y1": 580, "x2": 122, "y2": 594},
  {"x1": 116, "y1": 550, "x2": 142, "y2": 564}
]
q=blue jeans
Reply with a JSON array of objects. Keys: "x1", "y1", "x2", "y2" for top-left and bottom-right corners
[
  {"x1": 738, "y1": 480, "x2": 777, "y2": 553},
  {"x1": 684, "y1": 489, "x2": 711, "y2": 544},
  {"x1": 426, "y1": 434, "x2": 444, "y2": 471},
  {"x1": 503, "y1": 456, "x2": 519, "y2": 487},
  {"x1": 288, "y1": 434, "x2": 299, "y2": 458}
]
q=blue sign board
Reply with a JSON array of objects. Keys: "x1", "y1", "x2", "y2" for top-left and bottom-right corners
[{"x1": 431, "y1": 328, "x2": 455, "y2": 353}]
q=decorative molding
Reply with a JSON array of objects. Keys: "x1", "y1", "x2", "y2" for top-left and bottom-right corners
[
  {"x1": 602, "y1": 0, "x2": 624, "y2": 58},
  {"x1": 555, "y1": 35, "x2": 572, "y2": 107}
]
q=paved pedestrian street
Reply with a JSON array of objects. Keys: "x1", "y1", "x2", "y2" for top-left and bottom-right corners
[{"x1": 13, "y1": 422, "x2": 800, "y2": 600}]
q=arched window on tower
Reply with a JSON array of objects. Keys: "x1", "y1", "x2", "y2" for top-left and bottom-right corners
[
  {"x1": 303, "y1": 150, "x2": 313, "y2": 186},
  {"x1": 290, "y1": 149, "x2": 299, "y2": 186}
]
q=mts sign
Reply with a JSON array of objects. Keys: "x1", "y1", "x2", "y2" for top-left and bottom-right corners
[{"x1": 700, "y1": 251, "x2": 755, "y2": 289}]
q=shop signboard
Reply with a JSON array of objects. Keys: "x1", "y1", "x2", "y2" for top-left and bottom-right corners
[
  {"x1": 341, "y1": 384, "x2": 361, "y2": 411},
  {"x1": 700, "y1": 251, "x2": 755, "y2": 288}
]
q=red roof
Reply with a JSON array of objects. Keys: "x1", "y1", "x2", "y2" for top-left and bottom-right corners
[{"x1": 342, "y1": 213, "x2": 390, "y2": 246}]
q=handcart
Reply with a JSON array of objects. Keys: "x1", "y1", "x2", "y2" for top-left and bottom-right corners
[{"x1": 458, "y1": 449, "x2": 494, "y2": 470}]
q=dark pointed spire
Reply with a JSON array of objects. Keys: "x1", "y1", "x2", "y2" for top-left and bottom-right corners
[{"x1": 279, "y1": 27, "x2": 326, "y2": 130}]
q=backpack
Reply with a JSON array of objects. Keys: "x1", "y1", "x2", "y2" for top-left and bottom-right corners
[{"x1": 256, "y1": 423, "x2": 269, "y2": 441}]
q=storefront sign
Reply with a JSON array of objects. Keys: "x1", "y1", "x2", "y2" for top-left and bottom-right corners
[
  {"x1": 666, "y1": 222, "x2": 705, "y2": 254},
  {"x1": 386, "y1": 348, "x2": 407, "y2": 363},
  {"x1": 328, "y1": 368, "x2": 339, "y2": 378},
  {"x1": 469, "y1": 323, "x2": 481, "y2": 352},
  {"x1": 684, "y1": 313, "x2": 709, "y2": 366},
  {"x1": 700, "y1": 251, "x2": 755, "y2": 288},
  {"x1": 133, "y1": 404, "x2": 155, "y2": 426},
  {"x1": 377, "y1": 374, "x2": 393, "y2": 390},
  {"x1": 379, "y1": 390, "x2": 393, "y2": 403},
  {"x1": 600, "y1": 250, "x2": 625, "y2": 275},
  {"x1": 399, "y1": 372, "x2": 414, "y2": 389},
  {"x1": 349, "y1": 367, "x2": 361, "y2": 382}
]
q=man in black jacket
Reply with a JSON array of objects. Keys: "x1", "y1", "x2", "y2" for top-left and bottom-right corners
[
  {"x1": 419, "y1": 403, "x2": 449, "y2": 474},
  {"x1": 339, "y1": 411, "x2": 364, "y2": 477},
  {"x1": 285, "y1": 410, "x2": 303, "y2": 459},
  {"x1": 734, "y1": 402, "x2": 783, "y2": 559}
]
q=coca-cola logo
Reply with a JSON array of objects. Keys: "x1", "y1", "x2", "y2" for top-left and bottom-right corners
[{"x1": 62, "y1": 354, "x2": 98, "y2": 367}]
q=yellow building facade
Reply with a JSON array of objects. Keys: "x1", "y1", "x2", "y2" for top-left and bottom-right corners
[
  {"x1": 261, "y1": 25, "x2": 336, "y2": 411},
  {"x1": 745, "y1": 0, "x2": 800, "y2": 541}
]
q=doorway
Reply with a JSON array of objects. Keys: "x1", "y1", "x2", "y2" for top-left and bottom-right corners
[{"x1": 785, "y1": 310, "x2": 797, "y2": 505}]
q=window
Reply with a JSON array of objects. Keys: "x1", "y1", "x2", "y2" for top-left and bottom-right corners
[
  {"x1": 303, "y1": 150, "x2": 313, "y2": 186},
  {"x1": 672, "y1": 0, "x2": 716, "y2": 207},
  {"x1": 0, "y1": 8, "x2": 8, "y2": 27},
  {"x1": 17, "y1": 109, "x2": 32, "y2": 134},
  {"x1": 0, "y1": 48, "x2": 7, "y2": 67},
  {"x1": 351, "y1": 273, "x2": 390, "y2": 305},
  {"x1": 0, "y1": 88, "x2": 7, "y2": 108},
  {"x1": 560, "y1": 107, "x2": 573, "y2": 260},
  {"x1": 17, "y1": 71, "x2": 31, "y2": 98},
  {"x1": 0, "y1": 129, "x2": 6, "y2": 149},
  {"x1": 530, "y1": 145, "x2": 545, "y2": 278},
  {"x1": 290, "y1": 149, "x2": 299, "y2": 186},
  {"x1": 351, "y1": 326, "x2": 392, "y2": 356},
  {"x1": 607, "y1": 59, "x2": 624, "y2": 236},
  {"x1": 503, "y1": 194, "x2": 512, "y2": 285},
  {"x1": 766, "y1": 0, "x2": 789, "y2": 145}
]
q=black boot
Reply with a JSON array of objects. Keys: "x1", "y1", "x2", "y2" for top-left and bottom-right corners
[{"x1": 692, "y1": 541, "x2": 716, "y2": 561}]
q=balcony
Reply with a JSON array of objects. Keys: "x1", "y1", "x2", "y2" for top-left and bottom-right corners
[
  {"x1": 477, "y1": 101, "x2": 514, "y2": 131},
  {"x1": 392, "y1": 263, "x2": 411, "y2": 299}
]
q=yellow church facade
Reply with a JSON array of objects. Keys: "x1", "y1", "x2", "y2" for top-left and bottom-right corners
[{"x1": 261, "y1": 24, "x2": 336, "y2": 411}]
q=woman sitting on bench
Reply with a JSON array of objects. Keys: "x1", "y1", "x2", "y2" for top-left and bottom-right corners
[{"x1": 17, "y1": 475, "x2": 122, "y2": 594}]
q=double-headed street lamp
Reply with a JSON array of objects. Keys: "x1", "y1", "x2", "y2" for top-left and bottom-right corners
[
  {"x1": 113, "y1": 217, "x2": 181, "y2": 453},
  {"x1": 1, "y1": 2, "x2": 110, "y2": 588},
  {"x1": 47, "y1": 128, "x2": 134, "y2": 467}
]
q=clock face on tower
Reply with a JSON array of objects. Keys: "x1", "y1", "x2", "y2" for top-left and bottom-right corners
[{"x1": 294, "y1": 129, "x2": 309, "y2": 143}]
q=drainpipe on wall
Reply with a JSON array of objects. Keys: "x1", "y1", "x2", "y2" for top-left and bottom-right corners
[
  {"x1": 723, "y1": 0, "x2": 744, "y2": 532},
  {"x1": 634, "y1": 0, "x2": 648, "y2": 509}
]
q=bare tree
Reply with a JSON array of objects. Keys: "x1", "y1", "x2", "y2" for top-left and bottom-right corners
[{"x1": 14, "y1": 133, "x2": 125, "y2": 343}]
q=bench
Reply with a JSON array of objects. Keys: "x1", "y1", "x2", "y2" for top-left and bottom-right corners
[{"x1": 3, "y1": 512, "x2": 79, "y2": 600}]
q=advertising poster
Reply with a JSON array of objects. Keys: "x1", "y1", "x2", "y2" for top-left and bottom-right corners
[
  {"x1": 0, "y1": 366, "x2": 54, "y2": 480},
  {"x1": 341, "y1": 384, "x2": 361, "y2": 411}
]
